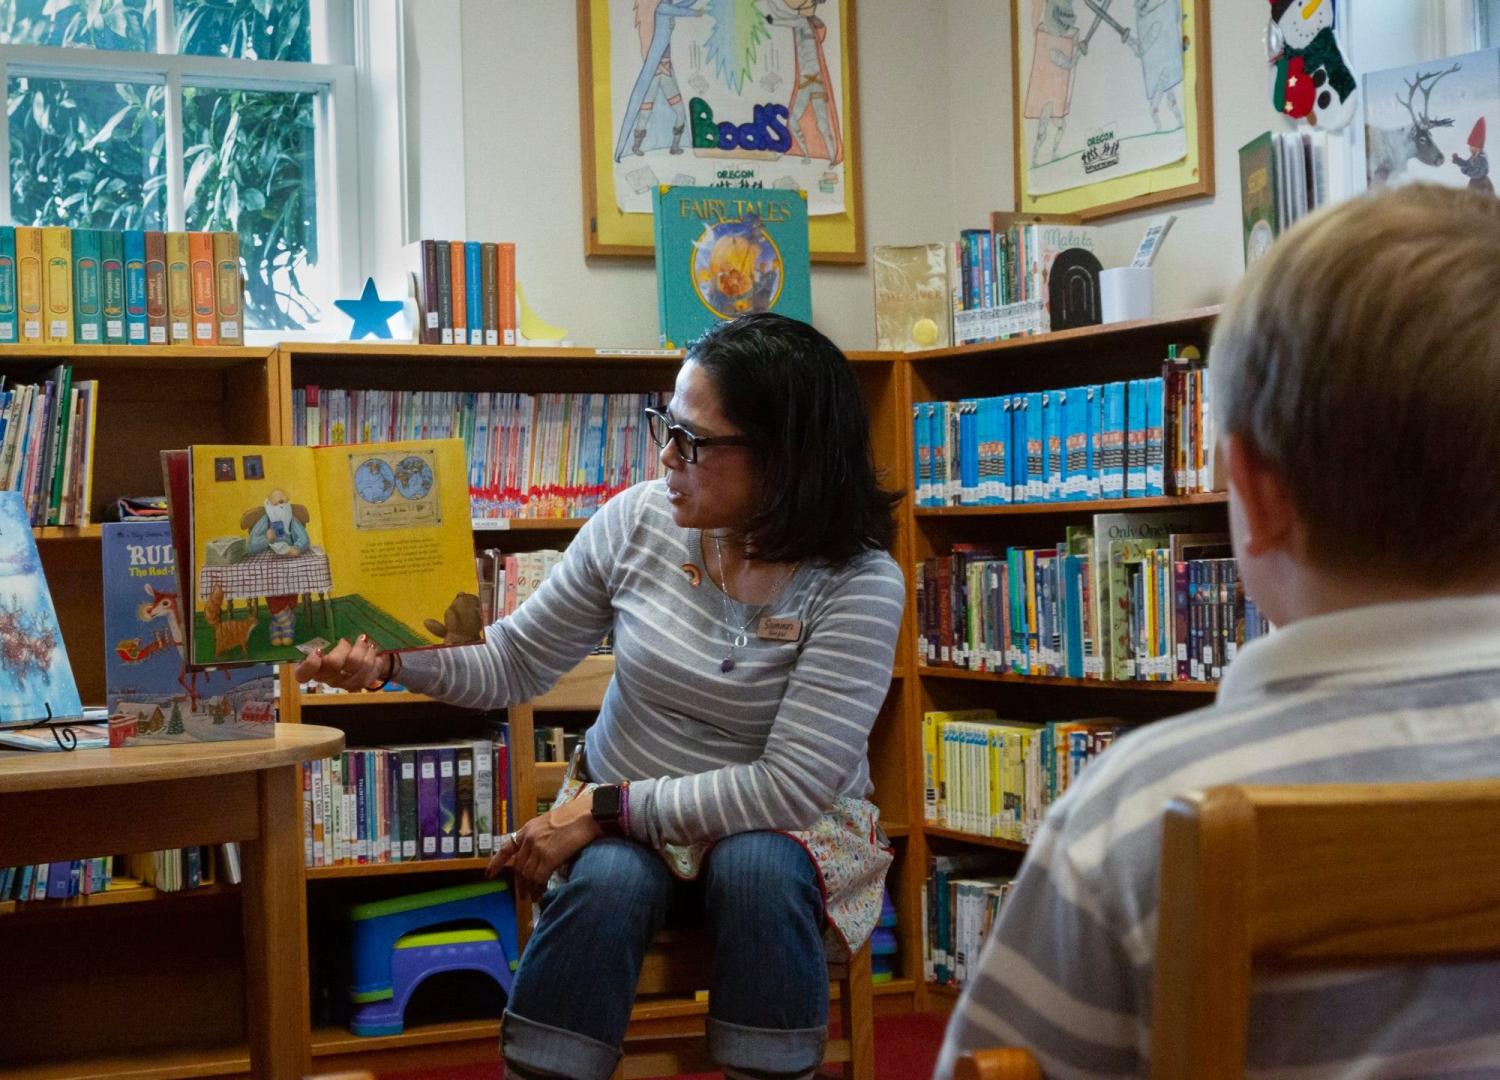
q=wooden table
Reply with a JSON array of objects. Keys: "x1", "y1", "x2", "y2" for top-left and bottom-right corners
[{"x1": 0, "y1": 724, "x2": 344, "y2": 1079}]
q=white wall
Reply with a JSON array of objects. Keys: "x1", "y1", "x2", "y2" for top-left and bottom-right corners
[
  {"x1": 404, "y1": 0, "x2": 955, "y2": 349},
  {"x1": 404, "y1": 1, "x2": 1463, "y2": 343}
]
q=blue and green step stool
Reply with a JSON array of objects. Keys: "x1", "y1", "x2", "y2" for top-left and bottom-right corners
[{"x1": 347, "y1": 880, "x2": 518, "y2": 1037}]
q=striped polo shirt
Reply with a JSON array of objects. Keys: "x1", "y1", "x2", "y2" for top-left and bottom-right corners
[
  {"x1": 936, "y1": 594, "x2": 1500, "y2": 1079},
  {"x1": 400, "y1": 478, "x2": 907, "y2": 847}
]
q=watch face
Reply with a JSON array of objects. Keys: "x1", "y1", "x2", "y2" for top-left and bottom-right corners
[{"x1": 593, "y1": 784, "x2": 622, "y2": 819}]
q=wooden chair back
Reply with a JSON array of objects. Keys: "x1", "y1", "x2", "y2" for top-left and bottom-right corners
[{"x1": 1151, "y1": 780, "x2": 1500, "y2": 1080}]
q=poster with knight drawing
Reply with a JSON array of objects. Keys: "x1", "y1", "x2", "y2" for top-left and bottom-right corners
[
  {"x1": 1018, "y1": 0, "x2": 1189, "y2": 197},
  {"x1": 609, "y1": 0, "x2": 847, "y2": 216}
]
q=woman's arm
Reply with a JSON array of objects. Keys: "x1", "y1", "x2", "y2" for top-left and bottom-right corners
[
  {"x1": 625, "y1": 554, "x2": 906, "y2": 847},
  {"x1": 397, "y1": 486, "x2": 642, "y2": 708}
]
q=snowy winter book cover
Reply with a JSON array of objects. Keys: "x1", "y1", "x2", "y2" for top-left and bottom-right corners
[
  {"x1": 102, "y1": 520, "x2": 276, "y2": 744},
  {"x1": 0, "y1": 491, "x2": 83, "y2": 726}
]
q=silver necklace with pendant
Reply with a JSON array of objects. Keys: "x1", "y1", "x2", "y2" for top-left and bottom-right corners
[{"x1": 710, "y1": 532, "x2": 793, "y2": 674}]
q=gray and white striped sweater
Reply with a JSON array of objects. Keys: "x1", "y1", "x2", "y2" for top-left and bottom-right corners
[{"x1": 400, "y1": 479, "x2": 907, "y2": 848}]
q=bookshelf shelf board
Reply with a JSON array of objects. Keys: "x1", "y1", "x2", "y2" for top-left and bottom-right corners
[
  {"x1": 279, "y1": 341, "x2": 685, "y2": 367},
  {"x1": 0, "y1": 344, "x2": 271, "y2": 372},
  {"x1": 535, "y1": 760, "x2": 568, "y2": 789},
  {"x1": 913, "y1": 492, "x2": 1228, "y2": 519},
  {"x1": 305, "y1": 856, "x2": 493, "y2": 880},
  {"x1": 2, "y1": 1044, "x2": 248, "y2": 1080},
  {"x1": 916, "y1": 666, "x2": 1219, "y2": 693},
  {"x1": 33, "y1": 525, "x2": 104, "y2": 541},
  {"x1": 297, "y1": 690, "x2": 438, "y2": 708},
  {"x1": 902, "y1": 306, "x2": 1221, "y2": 366},
  {"x1": 922, "y1": 825, "x2": 1028, "y2": 853},
  {"x1": 0, "y1": 881, "x2": 234, "y2": 918},
  {"x1": 927, "y1": 982, "x2": 963, "y2": 1000},
  {"x1": 311, "y1": 1019, "x2": 502, "y2": 1058},
  {"x1": 472, "y1": 517, "x2": 588, "y2": 533},
  {"x1": 882, "y1": 823, "x2": 910, "y2": 838}
]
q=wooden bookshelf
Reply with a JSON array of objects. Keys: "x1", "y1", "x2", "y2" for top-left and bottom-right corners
[
  {"x1": 903, "y1": 309, "x2": 1229, "y2": 1012},
  {"x1": 0, "y1": 881, "x2": 235, "y2": 917},
  {"x1": 305, "y1": 857, "x2": 491, "y2": 880}
]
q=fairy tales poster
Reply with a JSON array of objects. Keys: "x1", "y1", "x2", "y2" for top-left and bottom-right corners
[
  {"x1": 653, "y1": 184, "x2": 810, "y2": 347},
  {"x1": 186, "y1": 440, "x2": 482, "y2": 667},
  {"x1": 585, "y1": 0, "x2": 862, "y2": 262}
]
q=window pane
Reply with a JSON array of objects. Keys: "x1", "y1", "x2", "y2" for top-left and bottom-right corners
[
  {"x1": 0, "y1": 0, "x2": 158, "y2": 52},
  {"x1": 7, "y1": 76, "x2": 166, "y2": 230},
  {"x1": 174, "y1": 0, "x2": 311, "y2": 62},
  {"x1": 183, "y1": 85, "x2": 320, "y2": 331}
]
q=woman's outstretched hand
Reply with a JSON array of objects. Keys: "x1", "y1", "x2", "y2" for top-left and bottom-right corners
[{"x1": 292, "y1": 634, "x2": 389, "y2": 691}]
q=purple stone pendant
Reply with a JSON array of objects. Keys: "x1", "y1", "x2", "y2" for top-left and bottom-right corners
[{"x1": 720, "y1": 656, "x2": 736, "y2": 673}]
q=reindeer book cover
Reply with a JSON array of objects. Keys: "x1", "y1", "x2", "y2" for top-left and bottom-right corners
[
  {"x1": 0, "y1": 491, "x2": 83, "y2": 726},
  {"x1": 179, "y1": 438, "x2": 482, "y2": 668},
  {"x1": 102, "y1": 520, "x2": 276, "y2": 741},
  {"x1": 1365, "y1": 47, "x2": 1500, "y2": 195}
]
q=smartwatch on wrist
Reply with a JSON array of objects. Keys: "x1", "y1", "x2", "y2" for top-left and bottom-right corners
[{"x1": 591, "y1": 783, "x2": 628, "y2": 838}]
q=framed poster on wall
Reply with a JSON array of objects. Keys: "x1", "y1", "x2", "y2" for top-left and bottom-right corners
[
  {"x1": 577, "y1": 0, "x2": 864, "y2": 263},
  {"x1": 1012, "y1": 0, "x2": 1214, "y2": 221}
]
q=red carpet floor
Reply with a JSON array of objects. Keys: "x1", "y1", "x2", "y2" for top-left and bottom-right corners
[{"x1": 378, "y1": 1010, "x2": 949, "y2": 1079}]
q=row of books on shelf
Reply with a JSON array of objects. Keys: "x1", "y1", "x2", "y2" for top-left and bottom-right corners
[
  {"x1": 918, "y1": 513, "x2": 1271, "y2": 683},
  {"x1": 915, "y1": 358, "x2": 1215, "y2": 508},
  {"x1": 292, "y1": 388, "x2": 667, "y2": 520},
  {"x1": 302, "y1": 736, "x2": 512, "y2": 869},
  {"x1": 1238, "y1": 129, "x2": 1352, "y2": 266},
  {"x1": 415, "y1": 239, "x2": 518, "y2": 346},
  {"x1": 923, "y1": 710, "x2": 1125, "y2": 842},
  {"x1": 0, "y1": 843, "x2": 242, "y2": 904},
  {"x1": 478, "y1": 546, "x2": 560, "y2": 624},
  {"x1": 924, "y1": 854, "x2": 1016, "y2": 988},
  {"x1": 1, "y1": 364, "x2": 99, "y2": 526},
  {"x1": 0, "y1": 225, "x2": 244, "y2": 346}
]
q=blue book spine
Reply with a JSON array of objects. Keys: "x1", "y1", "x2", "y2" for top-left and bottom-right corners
[
  {"x1": 1126, "y1": 378, "x2": 1148, "y2": 497},
  {"x1": 913, "y1": 404, "x2": 925, "y2": 509},
  {"x1": 465, "y1": 241, "x2": 484, "y2": 345},
  {"x1": 1043, "y1": 391, "x2": 1061, "y2": 503},
  {"x1": 1102, "y1": 381, "x2": 1127, "y2": 499},
  {"x1": 978, "y1": 231, "x2": 995, "y2": 311},
  {"x1": 1025, "y1": 391, "x2": 1045, "y2": 502},
  {"x1": 47, "y1": 861, "x2": 72, "y2": 899},
  {"x1": 959, "y1": 400, "x2": 979, "y2": 505},
  {"x1": 1064, "y1": 555, "x2": 1085, "y2": 678},
  {"x1": 1010, "y1": 394, "x2": 1028, "y2": 503},
  {"x1": 1145, "y1": 375, "x2": 1165, "y2": 496},
  {"x1": 124, "y1": 230, "x2": 148, "y2": 344},
  {"x1": 995, "y1": 397, "x2": 1011, "y2": 505},
  {"x1": 1086, "y1": 384, "x2": 1103, "y2": 499},
  {"x1": 0, "y1": 226, "x2": 16, "y2": 344}
]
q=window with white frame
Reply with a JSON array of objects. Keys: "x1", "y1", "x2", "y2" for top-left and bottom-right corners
[{"x1": 0, "y1": 0, "x2": 366, "y2": 335}]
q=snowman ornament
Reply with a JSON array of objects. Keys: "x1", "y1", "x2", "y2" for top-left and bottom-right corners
[{"x1": 1268, "y1": 0, "x2": 1357, "y2": 130}]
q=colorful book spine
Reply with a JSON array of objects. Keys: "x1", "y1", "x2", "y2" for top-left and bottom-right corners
[
  {"x1": 419, "y1": 239, "x2": 441, "y2": 344},
  {"x1": 100, "y1": 229, "x2": 126, "y2": 344},
  {"x1": 145, "y1": 231, "x2": 168, "y2": 344},
  {"x1": 398, "y1": 749, "x2": 419, "y2": 861},
  {"x1": 448, "y1": 241, "x2": 467, "y2": 347},
  {"x1": 1145, "y1": 375, "x2": 1165, "y2": 497},
  {"x1": 434, "y1": 240, "x2": 453, "y2": 344},
  {"x1": 166, "y1": 231, "x2": 192, "y2": 344},
  {"x1": 417, "y1": 748, "x2": 440, "y2": 858},
  {"x1": 72, "y1": 229, "x2": 104, "y2": 345},
  {"x1": 464, "y1": 240, "x2": 483, "y2": 346},
  {"x1": 1101, "y1": 381, "x2": 1126, "y2": 499},
  {"x1": 41, "y1": 227, "x2": 73, "y2": 345},
  {"x1": 15, "y1": 227, "x2": 44, "y2": 343},
  {"x1": 480, "y1": 241, "x2": 498, "y2": 346},
  {"x1": 1125, "y1": 378, "x2": 1148, "y2": 497},
  {"x1": 438, "y1": 747, "x2": 457, "y2": 858},
  {"x1": 497, "y1": 242, "x2": 516, "y2": 345},
  {"x1": 124, "y1": 229, "x2": 148, "y2": 344},
  {"x1": 213, "y1": 231, "x2": 243, "y2": 345},
  {"x1": 456, "y1": 746, "x2": 476, "y2": 856},
  {"x1": 188, "y1": 232, "x2": 217, "y2": 344},
  {"x1": 0, "y1": 226, "x2": 16, "y2": 344}
]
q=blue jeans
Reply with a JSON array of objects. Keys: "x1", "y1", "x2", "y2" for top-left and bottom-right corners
[{"x1": 501, "y1": 832, "x2": 829, "y2": 1080}]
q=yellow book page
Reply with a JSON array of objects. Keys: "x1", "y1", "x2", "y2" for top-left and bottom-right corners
[
  {"x1": 312, "y1": 438, "x2": 481, "y2": 653},
  {"x1": 190, "y1": 444, "x2": 322, "y2": 665}
]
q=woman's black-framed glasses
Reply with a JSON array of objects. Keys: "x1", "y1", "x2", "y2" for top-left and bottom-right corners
[{"x1": 644, "y1": 407, "x2": 752, "y2": 464}]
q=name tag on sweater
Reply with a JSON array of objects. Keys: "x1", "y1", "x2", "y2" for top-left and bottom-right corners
[{"x1": 757, "y1": 616, "x2": 803, "y2": 642}]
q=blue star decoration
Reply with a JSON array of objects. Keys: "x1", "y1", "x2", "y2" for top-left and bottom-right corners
[{"x1": 334, "y1": 277, "x2": 404, "y2": 340}]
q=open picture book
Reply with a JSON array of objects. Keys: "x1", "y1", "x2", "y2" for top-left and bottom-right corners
[
  {"x1": 0, "y1": 491, "x2": 84, "y2": 727},
  {"x1": 162, "y1": 438, "x2": 483, "y2": 669}
]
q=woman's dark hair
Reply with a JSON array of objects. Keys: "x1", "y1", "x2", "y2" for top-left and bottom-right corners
[{"x1": 687, "y1": 312, "x2": 901, "y2": 565}]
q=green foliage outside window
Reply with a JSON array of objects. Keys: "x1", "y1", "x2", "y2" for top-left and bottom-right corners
[{"x1": 4, "y1": 0, "x2": 321, "y2": 330}]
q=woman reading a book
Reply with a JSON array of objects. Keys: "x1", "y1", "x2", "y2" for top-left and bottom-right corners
[{"x1": 296, "y1": 312, "x2": 905, "y2": 1080}]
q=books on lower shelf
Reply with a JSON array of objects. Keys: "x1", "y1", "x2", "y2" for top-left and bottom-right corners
[
  {"x1": 0, "y1": 364, "x2": 99, "y2": 526},
  {"x1": 918, "y1": 515, "x2": 1271, "y2": 683},
  {"x1": 0, "y1": 225, "x2": 243, "y2": 346},
  {"x1": 291, "y1": 387, "x2": 667, "y2": 522},
  {"x1": 301, "y1": 733, "x2": 514, "y2": 869},
  {"x1": 915, "y1": 356, "x2": 1216, "y2": 508},
  {"x1": 0, "y1": 842, "x2": 240, "y2": 903},
  {"x1": 924, "y1": 853, "x2": 1016, "y2": 988},
  {"x1": 922, "y1": 708, "x2": 1128, "y2": 843}
]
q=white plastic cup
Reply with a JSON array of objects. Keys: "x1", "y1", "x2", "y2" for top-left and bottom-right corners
[{"x1": 1099, "y1": 267, "x2": 1153, "y2": 324}]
